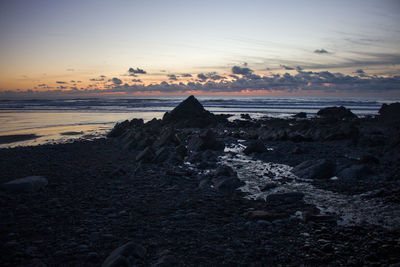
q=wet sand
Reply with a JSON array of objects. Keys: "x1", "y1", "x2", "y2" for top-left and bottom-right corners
[{"x1": 0, "y1": 134, "x2": 40, "y2": 145}]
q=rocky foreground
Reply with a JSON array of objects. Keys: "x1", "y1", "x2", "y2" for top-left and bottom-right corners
[{"x1": 1, "y1": 96, "x2": 400, "y2": 266}]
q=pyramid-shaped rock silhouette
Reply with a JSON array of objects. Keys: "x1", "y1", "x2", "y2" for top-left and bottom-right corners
[{"x1": 162, "y1": 95, "x2": 221, "y2": 127}]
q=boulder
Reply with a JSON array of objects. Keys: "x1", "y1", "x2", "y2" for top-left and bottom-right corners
[
  {"x1": 317, "y1": 106, "x2": 357, "y2": 120},
  {"x1": 378, "y1": 102, "x2": 400, "y2": 121},
  {"x1": 240, "y1": 113, "x2": 251, "y2": 120},
  {"x1": 188, "y1": 130, "x2": 225, "y2": 151},
  {"x1": 215, "y1": 165, "x2": 237, "y2": 177},
  {"x1": 153, "y1": 128, "x2": 181, "y2": 148},
  {"x1": 292, "y1": 159, "x2": 336, "y2": 179},
  {"x1": 243, "y1": 140, "x2": 267, "y2": 155},
  {"x1": 214, "y1": 177, "x2": 244, "y2": 193},
  {"x1": 101, "y1": 241, "x2": 146, "y2": 267},
  {"x1": 293, "y1": 112, "x2": 307, "y2": 118},
  {"x1": 1, "y1": 176, "x2": 48, "y2": 193},
  {"x1": 107, "y1": 120, "x2": 130, "y2": 138},
  {"x1": 162, "y1": 95, "x2": 225, "y2": 127},
  {"x1": 337, "y1": 164, "x2": 372, "y2": 180}
]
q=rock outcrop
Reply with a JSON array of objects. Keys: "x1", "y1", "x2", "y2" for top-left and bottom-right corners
[
  {"x1": 162, "y1": 95, "x2": 227, "y2": 127},
  {"x1": 317, "y1": 106, "x2": 357, "y2": 120}
]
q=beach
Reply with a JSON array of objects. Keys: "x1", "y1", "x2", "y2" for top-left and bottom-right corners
[{"x1": 1, "y1": 96, "x2": 400, "y2": 266}]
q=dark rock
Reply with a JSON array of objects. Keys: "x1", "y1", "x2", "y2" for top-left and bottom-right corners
[
  {"x1": 378, "y1": 102, "x2": 400, "y2": 121},
  {"x1": 188, "y1": 130, "x2": 225, "y2": 151},
  {"x1": 215, "y1": 165, "x2": 237, "y2": 177},
  {"x1": 102, "y1": 241, "x2": 146, "y2": 267},
  {"x1": 153, "y1": 128, "x2": 181, "y2": 148},
  {"x1": 1, "y1": 176, "x2": 48, "y2": 193},
  {"x1": 337, "y1": 164, "x2": 372, "y2": 180},
  {"x1": 292, "y1": 159, "x2": 336, "y2": 180},
  {"x1": 162, "y1": 95, "x2": 224, "y2": 127},
  {"x1": 240, "y1": 113, "x2": 251, "y2": 120},
  {"x1": 243, "y1": 140, "x2": 267, "y2": 155},
  {"x1": 260, "y1": 183, "x2": 278, "y2": 191},
  {"x1": 317, "y1": 106, "x2": 357, "y2": 120},
  {"x1": 213, "y1": 177, "x2": 244, "y2": 194},
  {"x1": 244, "y1": 210, "x2": 283, "y2": 221},
  {"x1": 107, "y1": 120, "x2": 130, "y2": 138},
  {"x1": 266, "y1": 192, "x2": 305, "y2": 205},
  {"x1": 305, "y1": 214, "x2": 337, "y2": 224},
  {"x1": 136, "y1": 146, "x2": 155, "y2": 163},
  {"x1": 293, "y1": 112, "x2": 307, "y2": 118},
  {"x1": 360, "y1": 155, "x2": 380, "y2": 164}
]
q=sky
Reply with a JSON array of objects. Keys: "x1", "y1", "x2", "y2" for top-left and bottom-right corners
[{"x1": 0, "y1": 0, "x2": 399, "y2": 97}]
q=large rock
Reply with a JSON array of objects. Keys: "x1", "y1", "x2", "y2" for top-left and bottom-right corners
[
  {"x1": 162, "y1": 95, "x2": 225, "y2": 127},
  {"x1": 292, "y1": 159, "x2": 336, "y2": 179},
  {"x1": 317, "y1": 106, "x2": 357, "y2": 120},
  {"x1": 1, "y1": 176, "x2": 48, "y2": 193},
  {"x1": 188, "y1": 130, "x2": 225, "y2": 151},
  {"x1": 243, "y1": 140, "x2": 267, "y2": 155},
  {"x1": 378, "y1": 102, "x2": 400, "y2": 121},
  {"x1": 101, "y1": 241, "x2": 146, "y2": 267},
  {"x1": 213, "y1": 177, "x2": 244, "y2": 194},
  {"x1": 337, "y1": 164, "x2": 372, "y2": 180},
  {"x1": 108, "y1": 119, "x2": 144, "y2": 138}
]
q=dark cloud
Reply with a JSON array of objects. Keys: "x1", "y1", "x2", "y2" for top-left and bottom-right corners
[
  {"x1": 110, "y1": 78, "x2": 123, "y2": 85},
  {"x1": 355, "y1": 69, "x2": 365, "y2": 74},
  {"x1": 167, "y1": 74, "x2": 178, "y2": 81},
  {"x1": 56, "y1": 81, "x2": 68, "y2": 84},
  {"x1": 232, "y1": 66, "x2": 253, "y2": 75},
  {"x1": 280, "y1": 65, "x2": 295, "y2": 70},
  {"x1": 90, "y1": 75, "x2": 106, "y2": 82},
  {"x1": 296, "y1": 66, "x2": 303, "y2": 71},
  {"x1": 128, "y1": 67, "x2": 147, "y2": 74},
  {"x1": 57, "y1": 86, "x2": 67, "y2": 89},
  {"x1": 181, "y1": 73, "x2": 192, "y2": 77},
  {"x1": 229, "y1": 74, "x2": 239, "y2": 79},
  {"x1": 197, "y1": 73, "x2": 207, "y2": 81},
  {"x1": 131, "y1": 79, "x2": 142, "y2": 83},
  {"x1": 4, "y1": 70, "x2": 400, "y2": 98},
  {"x1": 206, "y1": 72, "x2": 225, "y2": 80},
  {"x1": 38, "y1": 84, "x2": 47, "y2": 87},
  {"x1": 314, "y1": 49, "x2": 329, "y2": 54}
]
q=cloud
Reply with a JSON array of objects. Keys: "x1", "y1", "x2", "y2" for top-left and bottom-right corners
[
  {"x1": 181, "y1": 73, "x2": 192, "y2": 77},
  {"x1": 206, "y1": 72, "x2": 225, "y2": 80},
  {"x1": 66, "y1": 68, "x2": 75, "y2": 71},
  {"x1": 197, "y1": 73, "x2": 207, "y2": 81},
  {"x1": 280, "y1": 65, "x2": 295, "y2": 70},
  {"x1": 314, "y1": 49, "x2": 329, "y2": 54},
  {"x1": 4, "y1": 69, "x2": 400, "y2": 98},
  {"x1": 167, "y1": 74, "x2": 178, "y2": 81},
  {"x1": 128, "y1": 67, "x2": 147, "y2": 74},
  {"x1": 90, "y1": 75, "x2": 106, "y2": 82},
  {"x1": 232, "y1": 66, "x2": 253, "y2": 75},
  {"x1": 110, "y1": 77, "x2": 123, "y2": 85},
  {"x1": 355, "y1": 69, "x2": 365, "y2": 74},
  {"x1": 56, "y1": 81, "x2": 68, "y2": 84},
  {"x1": 296, "y1": 66, "x2": 303, "y2": 71}
]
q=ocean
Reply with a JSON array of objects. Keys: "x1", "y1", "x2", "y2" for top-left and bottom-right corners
[{"x1": 0, "y1": 96, "x2": 398, "y2": 147}]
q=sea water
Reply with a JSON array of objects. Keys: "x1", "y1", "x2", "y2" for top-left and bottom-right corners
[{"x1": 0, "y1": 96, "x2": 398, "y2": 147}]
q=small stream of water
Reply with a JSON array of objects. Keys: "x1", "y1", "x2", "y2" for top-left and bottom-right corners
[{"x1": 219, "y1": 142, "x2": 400, "y2": 230}]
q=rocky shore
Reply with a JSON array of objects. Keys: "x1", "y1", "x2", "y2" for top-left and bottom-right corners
[{"x1": 1, "y1": 96, "x2": 399, "y2": 266}]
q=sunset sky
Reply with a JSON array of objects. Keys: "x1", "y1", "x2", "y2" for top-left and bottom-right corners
[{"x1": 0, "y1": 0, "x2": 399, "y2": 97}]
